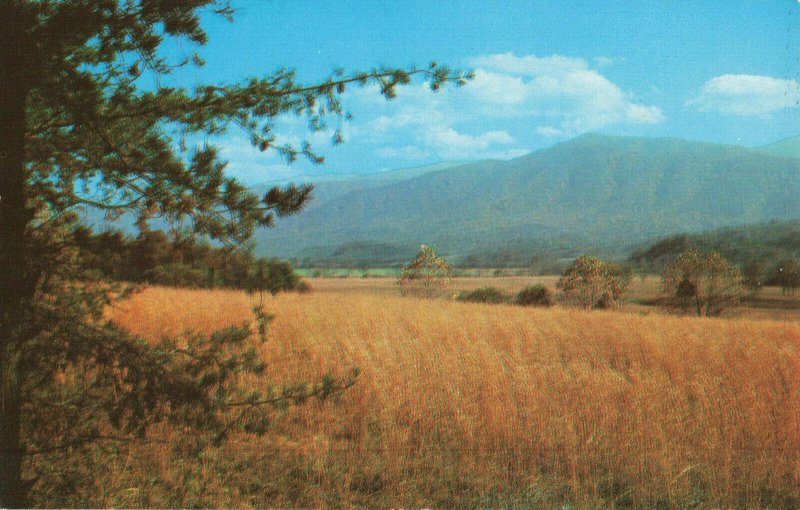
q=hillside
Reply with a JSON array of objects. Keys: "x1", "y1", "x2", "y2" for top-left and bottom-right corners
[
  {"x1": 630, "y1": 219, "x2": 800, "y2": 270},
  {"x1": 757, "y1": 135, "x2": 800, "y2": 160},
  {"x1": 257, "y1": 133, "x2": 800, "y2": 263}
]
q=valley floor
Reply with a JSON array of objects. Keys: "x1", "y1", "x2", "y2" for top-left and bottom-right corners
[
  {"x1": 309, "y1": 275, "x2": 800, "y2": 322},
  {"x1": 41, "y1": 282, "x2": 800, "y2": 508}
]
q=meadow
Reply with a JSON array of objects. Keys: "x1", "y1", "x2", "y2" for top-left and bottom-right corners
[{"x1": 90, "y1": 278, "x2": 800, "y2": 508}]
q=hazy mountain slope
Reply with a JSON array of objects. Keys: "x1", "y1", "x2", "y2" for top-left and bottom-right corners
[
  {"x1": 257, "y1": 134, "x2": 800, "y2": 260},
  {"x1": 757, "y1": 135, "x2": 800, "y2": 160},
  {"x1": 81, "y1": 161, "x2": 464, "y2": 236},
  {"x1": 251, "y1": 161, "x2": 467, "y2": 213}
]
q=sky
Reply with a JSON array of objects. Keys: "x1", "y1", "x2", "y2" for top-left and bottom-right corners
[{"x1": 168, "y1": 1, "x2": 800, "y2": 184}]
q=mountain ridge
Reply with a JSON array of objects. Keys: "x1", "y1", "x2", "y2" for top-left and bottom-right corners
[{"x1": 255, "y1": 133, "x2": 800, "y2": 263}]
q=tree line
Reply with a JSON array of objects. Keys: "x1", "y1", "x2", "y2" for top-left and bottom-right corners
[
  {"x1": 400, "y1": 245, "x2": 798, "y2": 317},
  {"x1": 73, "y1": 227, "x2": 302, "y2": 294}
]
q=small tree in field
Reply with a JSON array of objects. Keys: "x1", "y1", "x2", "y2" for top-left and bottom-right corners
[
  {"x1": 397, "y1": 245, "x2": 452, "y2": 298},
  {"x1": 662, "y1": 250, "x2": 743, "y2": 316},
  {"x1": 742, "y1": 258, "x2": 767, "y2": 299},
  {"x1": 605, "y1": 262, "x2": 633, "y2": 305},
  {"x1": 557, "y1": 256, "x2": 631, "y2": 309},
  {"x1": 768, "y1": 258, "x2": 800, "y2": 296}
]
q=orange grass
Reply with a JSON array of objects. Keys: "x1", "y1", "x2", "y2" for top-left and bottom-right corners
[{"x1": 103, "y1": 285, "x2": 800, "y2": 508}]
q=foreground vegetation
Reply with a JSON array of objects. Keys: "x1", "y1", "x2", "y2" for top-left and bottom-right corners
[{"x1": 37, "y1": 284, "x2": 798, "y2": 508}]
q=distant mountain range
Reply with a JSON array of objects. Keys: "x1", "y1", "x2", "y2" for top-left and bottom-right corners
[{"x1": 256, "y1": 133, "x2": 800, "y2": 264}]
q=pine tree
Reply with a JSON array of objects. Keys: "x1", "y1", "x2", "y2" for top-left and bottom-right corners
[{"x1": 0, "y1": 2, "x2": 470, "y2": 505}]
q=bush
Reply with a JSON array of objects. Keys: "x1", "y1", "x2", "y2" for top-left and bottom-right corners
[
  {"x1": 295, "y1": 280, "x2": 313, "y2": 293},
  {"x1": 246, "y1": 258, "x2": 299, "y2": 295},
  {"x1": 513, "y1": 285, "x2": 553, "y2": 307},
  {"x1": 456, "y1": 286, "x2": 508, "y2": 304}
]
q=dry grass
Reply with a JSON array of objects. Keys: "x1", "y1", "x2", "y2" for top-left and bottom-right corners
[{"x1": 100, "y1": 285, "x2": 800, "y2": 508}]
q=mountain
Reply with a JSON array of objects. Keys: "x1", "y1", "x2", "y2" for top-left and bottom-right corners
[
  {"x1": 256, "y1": 133, "x2": 800, "y2": 263},
  {"x1": 251, "y1": 161, "x2": 467, "y2": 217},
  {"x1": 757, "y1": 135, "x2": 800, "y2": 160},
  {"x1": 80, "y1": 161, "x2": 464, "y2": 239}
]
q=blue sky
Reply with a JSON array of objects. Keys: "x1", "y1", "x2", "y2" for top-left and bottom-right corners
[{"x1": 172, "y1": 1, "x2": 800, "y2": 183}]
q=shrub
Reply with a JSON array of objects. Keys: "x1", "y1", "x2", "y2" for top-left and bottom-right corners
[
  {"x1": 295, "y1": 280, "x2": 313, "y2": 293},
  {"x1": 513, "y1": 285, "x2": 553, "y2": 307},
  {"x1": 246, "y1": 258, "x2": 299, "y2": 295},
  {"x1": 456, "y1": 286, "x2": 508, "y2": 304}
]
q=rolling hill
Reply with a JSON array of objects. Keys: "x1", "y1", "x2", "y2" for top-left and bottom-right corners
[
  {"x1": 256, "y1": 133, "x2": 800, "y2": 264},
  {"x1": 630, "y1": 219, "x2": 800, "y2": 271}
]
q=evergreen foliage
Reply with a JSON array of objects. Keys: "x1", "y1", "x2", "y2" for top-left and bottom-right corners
[
  {"x1": 74, "y1": 227, "x2": 301, "y2": 292},
  {"x1": 0, "y1": 1, "x2": 468, "y2": 505}
]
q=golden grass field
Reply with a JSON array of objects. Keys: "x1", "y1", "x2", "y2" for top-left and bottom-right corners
[{"x1": 101, "y1": 279, "x2": 800, "y2": 508}]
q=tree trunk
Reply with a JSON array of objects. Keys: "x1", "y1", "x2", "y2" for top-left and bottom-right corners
[{"x1": 0, "y1": 10, "x2": 34, "y2": 507}]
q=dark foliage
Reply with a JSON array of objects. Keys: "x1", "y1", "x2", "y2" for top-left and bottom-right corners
[
  {"x1": 513, "y1": 285, "x2": 554, "y2": 307},
  {"x1": 766, "y1": 258, "x2": 800, "y2": 295},
  {"x1": 74, "y1": 227, "x2": 300, "y2": 292},
  {"x1": 456, "y1": 287, "x2": 508, "y2": 304},
  {"x1": 631, "y1": 220, "x2": 800, "y2": 273}
]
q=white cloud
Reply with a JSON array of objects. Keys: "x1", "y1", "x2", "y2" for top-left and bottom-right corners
[
  {"x1": 375, "y1": 145, "x2": 431, "y2": 159},
  {"x1": 346, "y1": 83, "x2": 520, "y2": 160},
  {"x1": 425, "y1": 127, "x2": 515, "y2": 160},
  {"x1": 320, "y1": 52, "x2": 663, "y2": 164},
  {"x1": 218, "y1": 138, "x2": 297, "y2": 184},
  {"x1": 593, "y1": 56, "x2": 624, "y2": 68},
  {"x1": 470, "y1": 53, "x2": 588, "y2": 76},
  {"x1": 468, "y1": 70, "x2": 529, "y2": 106},
  {"x1": 213, "y1": 115, "x2": 345, "y2": 183},
  {"x1": 465, "y1": 52, "x2": 665, "y2": 132},
  {"x1": 689, "y1": 74, "x2": 800, "y2": 115},
  {"x1": 536, "y1": 126, "x2": 564, "y2": 137}
]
